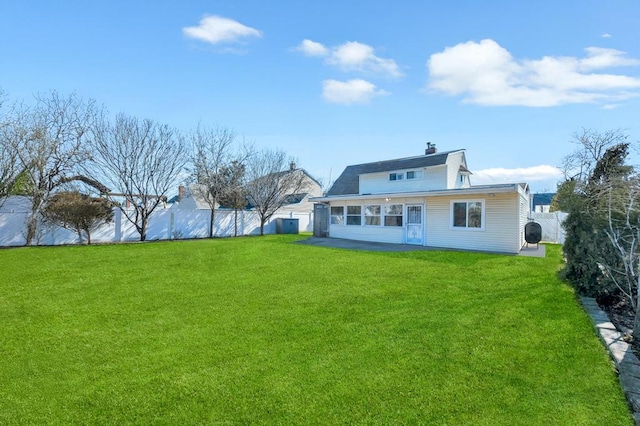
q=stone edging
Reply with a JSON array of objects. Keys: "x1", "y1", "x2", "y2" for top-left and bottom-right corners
[{"x1": 580, "y1": 297, "x2": 640, "y2": 424}]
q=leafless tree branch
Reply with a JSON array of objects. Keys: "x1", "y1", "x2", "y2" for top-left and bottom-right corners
[{"x1": 90, "y1": 113, "x2": 187, "y2": 241}]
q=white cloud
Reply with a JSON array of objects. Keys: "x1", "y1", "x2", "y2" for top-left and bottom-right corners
[
  {"x1": 473, "y1": 165, "x2": 563, "y2": 187},
  {"x1": 322, "y1": 79, "x2": 389, "y2": 104},
  {"x1": 329, "y1": 42, "x2": 403, "y2": 77},
  {"x1": 579, "y1": 47, "x2": 640, "y2": 70},
  {"x1": 601, "y1": 33, "x2": 612, "y2": 38},
  {"x1": 183, "y1": 15, "x2": 262, "y2": 45},
  {"x1": 295, "y1": 39, "x2": 328, "y2": 57},
  {"x1": 427, "y1": 39, "x2": 640, "y2": 107},
  {"x1": 297, "y1": 39, "x2": 402, "y2": 78}
]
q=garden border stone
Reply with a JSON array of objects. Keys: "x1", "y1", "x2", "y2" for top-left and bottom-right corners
[{"x1": 581, "y1": 296, "x2": 640, "y2": 424}]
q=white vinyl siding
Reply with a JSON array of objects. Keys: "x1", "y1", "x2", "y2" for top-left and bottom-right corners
[
  {"x1": 359, "y1": 165, "x2": 447, "y2": 194},
  {"x1": 426, "y1": 193, "x2": 521, "y2": 253},
  {"x1": 327, "y1": 190, "x2": 524, "y2": 253},
  {"x1": 330, "y1": 224, "x2": 404, "y2": 244},
  {"x1": 518, "y1": 188, "x2": 530, "y2": 248},
  {"x1": 446, "y1": 151, "x2": 471, "y2": 189}
]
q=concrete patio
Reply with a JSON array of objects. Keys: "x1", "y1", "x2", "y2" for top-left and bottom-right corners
[{"x1": 297, "y1": 237, "x2": 546, "y2": 257}]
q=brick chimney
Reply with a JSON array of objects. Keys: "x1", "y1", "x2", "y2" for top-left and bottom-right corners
[
  {"x1": 425, "y1": 142, "x2": 437, "y2": 155},
  {"x1": 290, "y1": 162, "x2": 296, "y2": 170},
  {"x1": 178, "y1": 185, "x2": 185, "y2": 202}
]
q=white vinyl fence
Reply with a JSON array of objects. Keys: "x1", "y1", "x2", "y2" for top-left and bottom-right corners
[
  {"x1": 529, "y1": 211, "x2": 568, "y2": 244},
  {"x1": 0, "y1": 196, "x2": 312, "y2": 247}
]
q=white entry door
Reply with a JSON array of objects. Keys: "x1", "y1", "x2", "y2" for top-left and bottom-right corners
[{"x1": 406, "y1": 204, "x2": 423, "y2": 245}]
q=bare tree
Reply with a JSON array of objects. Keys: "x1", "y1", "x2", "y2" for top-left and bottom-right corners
[
  {"x1": 42, "y1": 190, "x2": 114, "y2": 244},
  {"x1": 0, "y1": 90, "x2": 21, "y2": 203},
  {"x1": 597, "y1": 177, "x2": 640, "y2": 337},
  {"x1": 245, "y1": 148, "x2": 309, "y2": 235},
  {"x1": 4, "y1": 91, "x2": 98, "y2": 245},
  {"x1": 560, "y1": 128, "x2": 628, "y2": 182},
  {"x1": 189, "y1": 125, "x2": 251, "y2": 238},
  {"x1": 91, "y1": 113, "x2": 187, "y2": 241},
  {"x1": 218, "y1": 160, "x2": 247, "y2": 237}
]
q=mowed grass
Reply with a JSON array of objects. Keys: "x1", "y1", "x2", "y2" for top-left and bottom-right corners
[{"x1": 0, "y1": 235, "x2": 632, "y2": 424}]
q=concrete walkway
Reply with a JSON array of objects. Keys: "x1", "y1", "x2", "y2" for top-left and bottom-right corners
[
  {"x1": 581, "y1": 297, "x2": 640, "y2": 424},
  {"x1": 297, "y1": 237, "x2": 546, "y2": 257}
]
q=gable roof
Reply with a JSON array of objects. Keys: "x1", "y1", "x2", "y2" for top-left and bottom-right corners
[
  {"x1": 247, "y1": 167, "x2": 322, "y2": 190},
  {"x1": 326, "y1": 150, "x2": 463, "y2": 196}
]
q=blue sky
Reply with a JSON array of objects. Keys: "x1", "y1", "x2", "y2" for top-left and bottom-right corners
[{"x1": 1, "y1": 1, "x2": 639, "y2": 193}]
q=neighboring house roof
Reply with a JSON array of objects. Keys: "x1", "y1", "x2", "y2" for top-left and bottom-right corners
[
  {"x1": 326, "y1": 150, "x2": 463, "y2": 196},
  {"x1": 282, "y1": 192, "x2": 309, "y2": 204},
  {"x1": 260, "y1": 168, "x2": 323, "y2": 190},
  {"x1": 532, "y1": 193, "x2": 555, "y2": 208},
  {"x1": 245, "y1": 192, "x2": 309, "y2": 210},
  {"x1": 173, "y1": 168, "x2": 323, "y2": 210}
]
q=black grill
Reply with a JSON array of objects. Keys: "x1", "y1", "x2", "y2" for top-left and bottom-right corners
[{"x1": 524, "y1": 221, "x2": 542, "y2": 247}]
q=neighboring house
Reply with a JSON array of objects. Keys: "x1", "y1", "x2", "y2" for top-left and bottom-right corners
[
  {"x1": 531, "y1": 193, "x2": 555, "y2": 213},
  {"x1": 171, "y1": 165, "x2": 323, "y2": 214},
  {"x1": 246, "y1": 165, "x2": 324, "y2": 214},
  {"x1": 312, "y1": 144, "x2": 530, "y2": 254},
  {"x1": 169, "y1": 184, "x2": 214, "y2": 210}
]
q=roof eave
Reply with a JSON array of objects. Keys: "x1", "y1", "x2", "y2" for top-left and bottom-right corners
[{"x1": 312, "y1": 184, "x2": 525, "y2": 202}]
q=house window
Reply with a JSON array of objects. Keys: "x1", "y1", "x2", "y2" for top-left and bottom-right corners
[
  {"x1": 389, "y1": 172, "x2": 404, "y2": 181},
  {"x1": 406, "y1": 171, "x2": 423, "y2": 180},
  {"x1": 330, "y1": 206, "x2": 344, "y2": 225},
  {"x1": 364, "y1": 205, "x2": 381, "y2": 226},
  {"x1": 452, "y1": 200, "x2": 484, "y2": 230},
  {"x1": 346, "y1": 206, "x2": 362, "y2": 225},
  {"x1": 384, "y1": 204, "x2": 403, "y2": 226}
]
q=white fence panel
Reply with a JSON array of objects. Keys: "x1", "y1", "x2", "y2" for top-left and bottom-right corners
[
  {"x1": 173, "y1": 209, "x2": 210, "y2": 239},
  {"x1": 0, "y1": 211, "x2": 28, "y2": 247},
  {"x1": 529, "y1": 212, "x2": 568, "y2": 244},
  {"x1": 145, "y1": 209, "x2": 172, "y2": 241},
  {"x1": 0, "y1": 196, "x2": 313, "y2": 247},
  {"x1": 243, "y1": 211, "x2": 263, "y2": 236}
]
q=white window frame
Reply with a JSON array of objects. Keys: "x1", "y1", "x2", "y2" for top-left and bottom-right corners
[
  {"x1": 450, "y1": 199, "x2": 485, "y2": 231},
  {"x1": 346, "y1": 205, "x2": 362, "y2": 226},
  {"x1": 384, "y1": 204, "x2": 403, "y2": 227},
  {"x1": 389, "y1": 172, "x2": 404, "y2": 181},
  {"x1": 364, "y1": 204, "x2": 381, "y2": 226},
  {"x1": 330, "y1": 206, "x2": 344, "y2": 225},
  {"x1": 406, "y1": 170, "x2": 423, "y2": 180}
]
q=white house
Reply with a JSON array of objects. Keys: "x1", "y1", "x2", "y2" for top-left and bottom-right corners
[
  {"x1": 172, "y1": 165, "x2": 323, "y2": 215},
  {"x1": 312, "y1": 145, "x2": 530, "y2": 254}
]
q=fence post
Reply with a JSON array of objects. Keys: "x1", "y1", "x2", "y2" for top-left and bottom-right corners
[
  {"x1": 114, "y1": 209, "x2": 122, "y2": 242},
  {"x1": 169, "y1": 210, "x2": 175, "y2": 240}
]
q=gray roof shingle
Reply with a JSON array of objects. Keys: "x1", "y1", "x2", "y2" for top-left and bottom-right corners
[{"x1": 326, "y1": 150, "x2": 461, "y2": 196}]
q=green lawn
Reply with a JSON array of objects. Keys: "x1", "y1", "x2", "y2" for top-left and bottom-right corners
[{"x1": 0, "y1": 235, "x2": 632, "y2": 424}]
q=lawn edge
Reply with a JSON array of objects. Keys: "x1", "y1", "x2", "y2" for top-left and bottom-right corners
[{"x1": 581, "y1": 296, "x2": 640, "y2": 424}]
